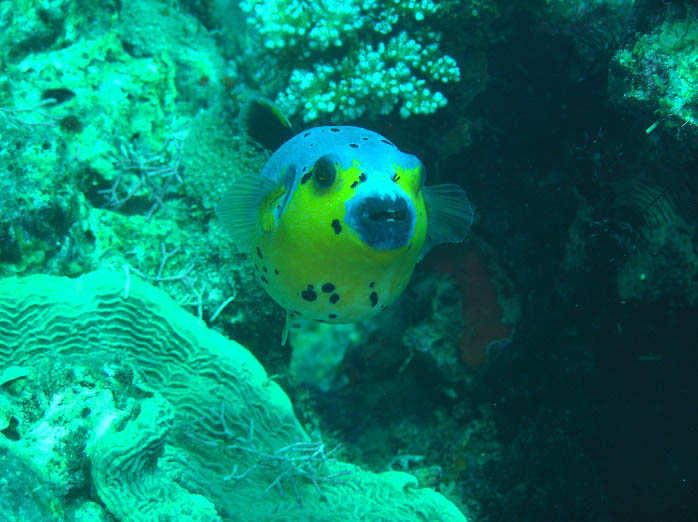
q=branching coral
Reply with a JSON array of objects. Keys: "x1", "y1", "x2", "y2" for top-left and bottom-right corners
[{"x1": 239, "y1": 0, "x2": 460, "y2": 122}]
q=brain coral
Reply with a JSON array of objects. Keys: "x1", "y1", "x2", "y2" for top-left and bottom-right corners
[{"x1": 0, "y1": 270, "x2": 466, "y2": 521}]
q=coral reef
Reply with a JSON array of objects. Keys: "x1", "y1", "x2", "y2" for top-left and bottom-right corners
[
  {"x1": 0, "y1": 270, "x2": 467, "y2": 521},
  {"x1": 2, "y1": 1, "x2": 698, "y2": 521},
  {"x1": 239, "y1": 0, "x2": 461, "y2": 121},
  {"x1": 609, "y1": 6, "x2": 698, "y2": 150},
  {"x1": 427, "y1": 242, "x2": 519, "y2": 368}
]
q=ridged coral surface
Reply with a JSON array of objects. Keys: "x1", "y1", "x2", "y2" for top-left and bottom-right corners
[{"x1": 0, "y1": 271, "x2": 466, "y2": 521}]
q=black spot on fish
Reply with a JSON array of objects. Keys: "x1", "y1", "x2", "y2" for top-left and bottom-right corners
[
  {"x1": 351, "y1": 181, "x2": 358, "y2": 189},
  {"x1": 315, "y1": 318, "x2": 327, "y2": 323},
  {"x1": 329, "y1": 294, "x2": 340, "y2": 304},
  {"x1": 329, "y1": 313, "x2": 337, "y2": 319},
  {"x1": 331, "y1": 219, "x2": 342, "y2": 234},
  {"x1": 302, "y1": 165, "x2": 308, "y2": 172},
  {"x1": 392, "y1": 172, "x2": 400, "y2": 182},
  {"x1": 261, "y1": 275, "x2": 269, "y2": 284},
  {"x1": 380, "y1": 139, "x2": 395, "y2": 147},
  {"x1": 359, "y1": 172, "x2": 367, "y2": 182},
  {"x1": 304, "y1": 132, "x2": 311, "y2": 137},
  {"x1": 263, "y1": 266, "x2": 268, "y2": 273},
  {"x1": 330, "y1": 127, "x2": 340, "y2": 132},
  {"x1": 321, "y1": 282, "x2": 335, "y2": 293},
  {"x1": 369, "y1": 281, "x2": 375, "y2": 288},
  {"x1": 301, "y1": 171, "x2": 312, "y2": 184},
  {"x1": 380, "y1": 305, "x2": 389, "y2": 311},
  {"x1": 370, "y1": 291, "x2": 378, "y2": 307},
  {"x1": 349, "y1": 143, "x2": 358, "y2": 148},
  {"x1": 361, "y1": 137, "x2": 369, "y2": 141},
  {"x1": 301, "y1": 285, "x2": 317, "y2": 302},
  {"x1": 256, "y1": 247, "x2": 263, "y2": 259},
  {"x1": 274, "y1": 269, "x2": 279, "y2": 275},
  {"x1": 254, "y1": 264, "x2": 259, "y2": 271}
]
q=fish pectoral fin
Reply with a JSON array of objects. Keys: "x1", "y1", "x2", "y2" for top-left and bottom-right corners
[
  {"x1": 420, "y1": 184, "x2": 474, "y2": 259},
  {"x1": 215, "y1": 176, "x2": 281, "y2": 252}
]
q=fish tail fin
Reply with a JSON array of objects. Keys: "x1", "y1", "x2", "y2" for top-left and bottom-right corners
[
  {"x1": 282, "y1": 310, "x2": 291, "y2": 346},
  {"x1": 239, "y1": 96, "x2": 296, "y2": 151},
  {"x1": 420, "y1": 184, "x2": 474, "y2": 259}
]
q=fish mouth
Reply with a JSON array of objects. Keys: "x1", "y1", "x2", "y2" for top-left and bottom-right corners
[
  {"x1": 346, "y1": 193, "x2": 415, "y2": 250},
  {"x1": 368, "y1": 208, "x2": 407, "y2": 223}
]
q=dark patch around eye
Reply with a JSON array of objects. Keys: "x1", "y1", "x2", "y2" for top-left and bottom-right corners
[
  {"x1": 349, "y1": 143, "x2": 358, "y2": 148},
  {"x1": 41, "y1": 88, "x2": 75, "y2": 105},
  {"x1": 301, "y1": 285, "x2": 317, "y2": 302},
  {"x1": 370, "y1": 291, "x2": 378, "y2": 307},
  {"x1": 256, "y1": 247, "x2": 263, "y2": 259},
  {"x1": 329, "y1": 294, "x2": 340, "y2": 304},
  {"x1": 359, "y1": 172, "x2": 367, "y2": 182},
  {"x1": 330, "y1": 127, "x2": 340, "y2": 132},
  {"x1": 301, "y1": 171, "x2": 312, "y2": 184},
  {"x1": 322, "y1": 283, "x2": 335, "y2": 293},
  {"x1": 329, "y1": 313, "x2": 337, "y2": 319},
  {"x1": 331, "y1": 219, "x2": 342, "y2": 234},
  {"x1": 313, "y1": 156, "x2": 336, "y2": 188}
]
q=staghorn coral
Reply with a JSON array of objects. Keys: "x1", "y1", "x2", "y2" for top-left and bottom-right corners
[{"x1": 0, "y1": 270, "x2": 467, "y2": 521}]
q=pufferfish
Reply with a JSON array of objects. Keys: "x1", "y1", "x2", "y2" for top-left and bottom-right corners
[{"x1": 217, "y1": 98, "x2": 473, "y2": 343}]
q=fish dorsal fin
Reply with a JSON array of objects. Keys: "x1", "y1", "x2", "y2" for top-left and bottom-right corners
[
  {"x1": 239, "y1": 96, "x2": 296, "y2": 151},
  {"x1": 216, "y1": 175, "x2": 282, "y2": 252},
  {"x1": 420, "y1": 184, "x2": 474, "y2": 259}
]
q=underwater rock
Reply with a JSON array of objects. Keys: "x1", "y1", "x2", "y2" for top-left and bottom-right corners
[
  {"x1": 427, "y1": 241, "x2": 520, "y2": 368},
  {"x1": 609, "y1": 7, "x2": 698, "y2": 151},
  {"x1": 402, "y1": 272, "x2": 466, "y2": 383}
]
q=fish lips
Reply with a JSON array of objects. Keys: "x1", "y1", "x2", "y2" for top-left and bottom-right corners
[{"x1": 345, "y1": 189, "x2": 416, "y2": 250}]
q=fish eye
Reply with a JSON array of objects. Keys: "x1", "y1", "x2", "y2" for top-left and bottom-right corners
[{"x1": 313, "y1": 155, "x2": 336, "y2": 189}]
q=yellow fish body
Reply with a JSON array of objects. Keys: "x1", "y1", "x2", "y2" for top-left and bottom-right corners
[{"x1": 217, "y1": 99, "x2": 473, "y2": 342}]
